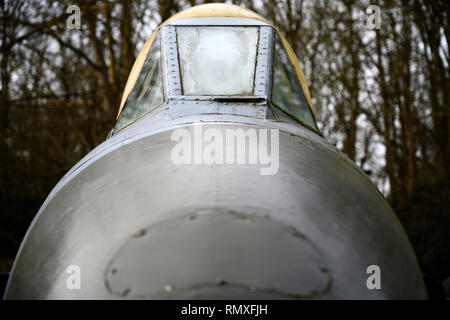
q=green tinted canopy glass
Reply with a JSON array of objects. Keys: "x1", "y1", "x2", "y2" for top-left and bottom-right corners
[
  {"x1": 115, "y1": 34, "x2": 163, "y2": 131},
  {"x1": 272, "y1": 36, "x2": 317, "y2": 131}
]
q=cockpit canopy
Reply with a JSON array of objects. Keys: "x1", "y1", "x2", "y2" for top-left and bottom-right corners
[
  {"x1": 114, "y1": 5, "x2": 318, "y2": 134},
  {"x1": 178, "y1": 26, "x2": 258, "y2": 96}
]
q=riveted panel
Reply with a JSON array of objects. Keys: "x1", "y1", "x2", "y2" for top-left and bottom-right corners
[
  {"x1": 254, "y1": 26, "x2": 274, "y2": 97},
  {"x1": 105, "y1": 209, "x2": 331, "y2": 299},
  {"x1": 161, "y1": 26, "x2": 182, "y2": 96}
]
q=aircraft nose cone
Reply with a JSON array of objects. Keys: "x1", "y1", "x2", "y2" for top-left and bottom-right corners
[{"x1": 105, "y1": 208, "x2": 331, "y2": 299}]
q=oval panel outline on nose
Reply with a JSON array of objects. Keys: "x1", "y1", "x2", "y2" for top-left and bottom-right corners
[{"x1": 104, "y1": 208, "x2": 332, "y2": 299}]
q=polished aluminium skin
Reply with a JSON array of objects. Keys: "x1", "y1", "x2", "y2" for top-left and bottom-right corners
[{"x1": 4, "y1": 14, "x2": 427, "y2": 299}]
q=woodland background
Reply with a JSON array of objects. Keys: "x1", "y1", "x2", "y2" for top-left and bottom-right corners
[{"x1": 0, "y1": 0, "x2": 449, "y2": 284}]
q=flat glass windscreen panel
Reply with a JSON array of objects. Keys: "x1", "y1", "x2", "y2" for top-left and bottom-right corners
[
  {"x1": 115, "y1": 34, "x2": 163, "y2": 131},
  {"x1": 177, "y1": 26, "x2": 258, "y2": 95},
  {"x1": 272, "y1": 36, "x2": 317, "y2": 131}
]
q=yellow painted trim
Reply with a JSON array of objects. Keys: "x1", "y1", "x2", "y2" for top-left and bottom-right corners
[{"x1": 117, "y1": 3, "x2": 315, "y2": 119}]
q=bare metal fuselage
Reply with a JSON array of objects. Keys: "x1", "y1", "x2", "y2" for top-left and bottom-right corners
[{"x1": 4, "y1": 110, "x2": 426, "y2": 299}]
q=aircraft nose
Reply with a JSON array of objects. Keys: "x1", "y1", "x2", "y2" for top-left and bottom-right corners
[{"x1": 104, "y1": 208, "x2": 331, "y2": 299}]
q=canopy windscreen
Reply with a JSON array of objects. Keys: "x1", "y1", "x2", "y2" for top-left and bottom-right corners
[{"x1": 176, "y1": 26, "x2": 258, "y2": 95}]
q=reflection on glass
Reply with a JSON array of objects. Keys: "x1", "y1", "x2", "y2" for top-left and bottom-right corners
[
  {"x1": 272, "y1": 37, "x2": 317, "y2": 130},
  {"x1": 177, "y1": 27, "x2": 258, "y2": 95},
  {"x1": 115, "y1": 34, "x2": 163, "y2": 131}
]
